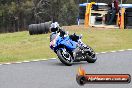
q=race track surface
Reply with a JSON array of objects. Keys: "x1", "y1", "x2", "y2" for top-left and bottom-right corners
[{"x1": 0, "y1": 50, "x2": 132, "y2": 88}]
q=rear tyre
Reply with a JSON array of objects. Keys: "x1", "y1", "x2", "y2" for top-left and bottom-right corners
[
  {"x1": 85, "y1": 46, "x2": 97, "y2": 63},
  {"x1": 57, "y1": 49, "x2": 73, "y2": 66},
  {"x1": 86, "y1": 54, "x2": 97, "y2": 63}
]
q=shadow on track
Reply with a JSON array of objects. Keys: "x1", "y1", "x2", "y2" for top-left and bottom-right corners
[{"x1": 51, "y1": 61, "x2": 89, "y2": 66}]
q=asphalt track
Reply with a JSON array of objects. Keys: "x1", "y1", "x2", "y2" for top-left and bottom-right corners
[{"x1": 0, "y1": 50, "x2": 132, "y2": 88}]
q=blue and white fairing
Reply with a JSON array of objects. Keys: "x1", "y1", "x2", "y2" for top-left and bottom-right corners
[{"x1": 54, "y1": 36, "x2": 77, "y2": 52}]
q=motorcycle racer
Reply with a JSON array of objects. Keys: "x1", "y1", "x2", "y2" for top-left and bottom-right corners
[{"x1": 49, "y1": 22, "x2": 97, "y2": 66}]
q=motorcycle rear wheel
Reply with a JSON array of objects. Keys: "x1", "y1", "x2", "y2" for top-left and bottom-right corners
[
  {"x1": 57, "y1": 49, "x2": 73, "y2": 66},
  {"x1": 85, "y1": 46, "x2": 97, "y2": 63}
]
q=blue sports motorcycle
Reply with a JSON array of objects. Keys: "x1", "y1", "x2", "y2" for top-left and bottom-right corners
[{"x1": 50, "y1": 29, "x2": 97, "y2": 66}]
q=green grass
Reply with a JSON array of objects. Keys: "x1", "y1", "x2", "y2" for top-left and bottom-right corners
[{"x1": 0, "y1": 26, "x2": 132, "y2": 63}]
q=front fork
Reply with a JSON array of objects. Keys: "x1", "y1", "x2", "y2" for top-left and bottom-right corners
[
  {"x1": 59, "y1": 48, "x2": 74, "y2": 61},
  {"x1": 61, "y1": 48, "x2": 67, "y2": 55}
]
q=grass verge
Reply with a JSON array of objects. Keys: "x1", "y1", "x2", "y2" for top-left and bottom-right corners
[{"x1": 0, "y1": 26, "x2": 132, "y2": 63}]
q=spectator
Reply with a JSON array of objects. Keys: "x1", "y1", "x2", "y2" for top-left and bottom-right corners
[{"x1": 107, "y1": 0, "x2": 119, "y2": 25}]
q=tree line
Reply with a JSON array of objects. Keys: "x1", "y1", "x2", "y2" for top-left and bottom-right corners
[
  {"x1": 0, "y1": 0, "x2": 79, "y2": 33},
  {"x1": 0, "y1": 0, "x2": 132, "y2": 33}
]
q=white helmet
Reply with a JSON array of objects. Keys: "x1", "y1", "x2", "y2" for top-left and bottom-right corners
[
  {"x1": 50, "y1": 22, "x2": 59, "y2": 29},
  {"x1": 50, "y1": 22, "x2": 60, "y2": 32}
]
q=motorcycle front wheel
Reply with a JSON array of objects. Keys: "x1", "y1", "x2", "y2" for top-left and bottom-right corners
[{"x1": 57, "y1": 49, "x2": 73, "y2": 66}]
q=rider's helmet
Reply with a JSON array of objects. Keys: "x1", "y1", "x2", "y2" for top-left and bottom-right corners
[{"x1": 50, "y1": 22, "x2": 60, "y2": 32}]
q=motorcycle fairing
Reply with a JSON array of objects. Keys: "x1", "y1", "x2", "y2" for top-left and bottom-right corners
[{"x1": 55, "y1": 36, "x2": 77, "y2": 51}]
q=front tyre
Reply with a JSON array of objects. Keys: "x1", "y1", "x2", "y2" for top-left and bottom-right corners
[{"x1": 57, "y1": 49, "x2": 73, "y2": 66}]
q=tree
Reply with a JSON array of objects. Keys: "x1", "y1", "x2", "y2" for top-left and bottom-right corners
[
  {"x1": 0, "y1": 0, "x2": 79, "y2": 33},
  {"x1": 58, "y1": 0, "x2": 79, "y2": 25},
  {"x1": 33, "y1": 0, "x2": 79, "y2": 25}
]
